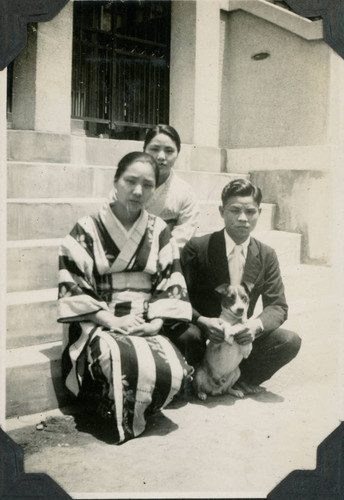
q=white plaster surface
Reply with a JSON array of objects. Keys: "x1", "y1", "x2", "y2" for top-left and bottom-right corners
[{"x1": 219, "y1": 10, "x2": 330, "y2": 149}]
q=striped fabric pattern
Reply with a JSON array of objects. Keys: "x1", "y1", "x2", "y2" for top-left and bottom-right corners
[
  {"x1": 58, "y1": 205, "x2": 193, "y2": 443},
  {"x1": 58, "y1": 207, "x2": 192, "y2": 323},
  {"x1": 87, "y1": 329, "x2": 191, "y2": 443}
]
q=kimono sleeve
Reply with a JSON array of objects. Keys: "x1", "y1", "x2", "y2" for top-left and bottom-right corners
[
  {"x1": 58, "y1": 218, "x2": 109, "y2": 322},
  {"x1": 172, "y1": 185, "x2": 200, "y2": 248},
  {"x1": 147, "y1": 225, "x2": 192, "y2": 322}
]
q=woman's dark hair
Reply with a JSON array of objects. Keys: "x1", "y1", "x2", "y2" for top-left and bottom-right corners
[
  {"x1": 221, "y1": 178, "x2": 262, "y2": 206},
  {"x1": 114, "y1": 151, "x2": 159, "y2": 185},
  {"x1": 143, "y1": 124, "x2": 181, "y2": 153}
]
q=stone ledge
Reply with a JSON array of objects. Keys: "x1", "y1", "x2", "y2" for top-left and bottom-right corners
[
  {"x1": 221, "y1": 0, "x2": 323, "y2": 40},
  {"x1": 7, "y1": 130, "x2": 71, "y2": 163}
]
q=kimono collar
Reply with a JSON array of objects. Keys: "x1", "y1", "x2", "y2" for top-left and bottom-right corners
[
  {"x1": 145, "y1": 170, "x2": 174, "y2": 214},
  {"x1": 99, "y1": 202, "x2": 149, "y2": 272},
  {"x1": 156, "y1": 169, "x2": 174, "y2": 193}
]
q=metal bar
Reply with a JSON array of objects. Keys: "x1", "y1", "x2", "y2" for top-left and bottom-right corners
[
  {"x1": 143, "y1": 59, "x2": 147, "y2": 124},
  {"x1": 133, "y1": 60, "x2": 137, "y2": 124},
  {"x1": 110, "y1": 2, "x2": 118, "y2": 128},
  {"x1": 157, "y1": 65, "x2": 160, "y2": 123},
  {"x1": 115, "y1": 33, "x2": 167, "y2": 49},
  {"x1": 129, "y1": 59, "x2": 133, "y2": 123},
  {"x1": 113, "y1": 120, "x2": 156, "y2": 128},
  {"x1": 82, "y1": 117, "x2": 110, "y2": 124},
  {"x1": 114, "y1": 49, "x2": 166, "y2": 62},
  {"x1": 148, "y1": 62, "x2": 151, "y2": 124},
  {"x1": 153, "y1": 61, "x2": 156, "y2": 124}
]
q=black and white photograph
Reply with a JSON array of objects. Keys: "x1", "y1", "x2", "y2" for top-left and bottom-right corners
[{"x1": 1, "y1": 0, "x2": 343, "y2": 498}]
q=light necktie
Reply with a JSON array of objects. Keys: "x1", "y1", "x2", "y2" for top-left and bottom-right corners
[{"x1": 229, "y1": 244, "x2": 245, "y2": 285}]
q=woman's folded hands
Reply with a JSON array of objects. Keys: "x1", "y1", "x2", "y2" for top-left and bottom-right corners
[
  {"x1": 125, "y1": 317, "x2": 163, "y2": 337},
  {"x1": 90, "y1": 310, "x2": 163, "y2": 336}
]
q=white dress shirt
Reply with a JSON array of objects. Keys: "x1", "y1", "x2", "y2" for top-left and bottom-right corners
[
  {"x1": 223, "y1": 230, "x2": 263, "y2": 336},
  {"x1": 224, "y1": 231, "x2": 250, "y2": 284}
]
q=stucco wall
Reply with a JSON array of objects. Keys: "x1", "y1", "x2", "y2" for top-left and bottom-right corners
[
  {"x1": 169, "y1": 1, "x2": 197, "y2": 144},
  {"x1": 219, "y1": 10, "x2": 331, "y2": 148},
  {"x1": 11, "y1": 2, "x2": 73, "y2": 134},
  {"x1": 170, "y1": 0, "x2": 221, "y2": 147},
  {"x1": 251, "y1": 169, "x2": 333, "y2": 264}
]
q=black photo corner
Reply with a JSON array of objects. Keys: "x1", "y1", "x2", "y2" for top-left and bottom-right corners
[{"x1": 1, "y1": 0, "x2": 344, "y2": 499}]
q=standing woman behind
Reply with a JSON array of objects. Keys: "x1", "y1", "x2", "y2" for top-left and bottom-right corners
[
  {"x1": 58, "y1": 152, "x2": 193, "y2": 444},
  {"x1": 143, "y1": 124, "x2": 200, "y2": 248}
]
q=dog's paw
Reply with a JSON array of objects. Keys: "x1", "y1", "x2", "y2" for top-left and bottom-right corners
[{"x1": 197, "y1": 392, "x2": 208, "y2": 401}]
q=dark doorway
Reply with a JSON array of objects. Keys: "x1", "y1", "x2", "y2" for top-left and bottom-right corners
[
  {"x1": 6, "y1": 60, "x2": 14, "y2": 122},
  {"x1": 72, "y1": 0, "x2": 171, "y2": 140}
]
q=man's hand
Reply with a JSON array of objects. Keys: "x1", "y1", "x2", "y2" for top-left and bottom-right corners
[
  {"x1": 233, "y1": 318, "x2": 262, "y2": 345},
  {"x1": 196, "y1": 316, "x2": 225, "y2": 343}
]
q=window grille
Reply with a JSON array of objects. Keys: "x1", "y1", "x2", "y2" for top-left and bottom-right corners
[{"x1": 72, "y1": 0, "x2": 171, "y2": 139}]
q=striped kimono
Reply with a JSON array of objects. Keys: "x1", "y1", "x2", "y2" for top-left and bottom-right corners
[{"x1": 58, "y1": 202, "x2": 193, "y2": 443}]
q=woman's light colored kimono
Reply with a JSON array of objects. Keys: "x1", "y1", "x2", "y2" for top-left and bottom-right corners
[
  {"x1": 145, "y1": 170, "x2": 200, "y2": 247},
  {"x1": 58, "y1": 202, "x2": 192, "y2": 443}
]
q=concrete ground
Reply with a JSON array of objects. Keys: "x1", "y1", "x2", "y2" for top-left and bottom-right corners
[{"x1": 6, "y1": 287, "x2": 342, "y2": 499}]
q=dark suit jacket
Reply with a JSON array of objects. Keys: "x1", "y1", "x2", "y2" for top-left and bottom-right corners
[{"x1": 181, "y1": 229, "x2": 288, "y2": 334}]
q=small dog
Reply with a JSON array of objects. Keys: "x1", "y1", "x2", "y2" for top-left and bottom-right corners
[{"x1": 193, "y1": 284, "x2": 252, "y2": 401}]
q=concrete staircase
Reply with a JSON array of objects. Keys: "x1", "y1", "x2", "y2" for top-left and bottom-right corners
[{"x1": 6, "y1": 142, "x2": 329, "y2": 418}]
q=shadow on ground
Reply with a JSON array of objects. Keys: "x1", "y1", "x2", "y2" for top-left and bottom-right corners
[
  {"x1": 7, "y1": 387, "x2": 284, "y2": 458},
  {"x1": 7, "y1": 408, "x2": 181, "y2": 455},
  {"x1": 167, "y1": 388, "x2": 284, "y2": 410},
  {"x1": 7, "y1": 415, "x2": 84, "y2": 456},
  {"x1": 249, "y1": 390, "x2": 284, "y2": 404},
  {"x1": 140, "y1": 412, "x2": 179, "y2": 439}
]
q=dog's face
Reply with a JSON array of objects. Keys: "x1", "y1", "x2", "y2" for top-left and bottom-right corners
[{"x1": 215, "y1": 284, "x2": 249, "y2": 319}]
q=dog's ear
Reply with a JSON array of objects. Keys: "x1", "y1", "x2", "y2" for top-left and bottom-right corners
[{"x1": 215, "y1": 283, "x2": 230, "y2": 296}]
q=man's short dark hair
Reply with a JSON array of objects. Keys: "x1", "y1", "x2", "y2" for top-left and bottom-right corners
[{"x1": 221, "y1": 178, "x2": 262, "y2": 206}]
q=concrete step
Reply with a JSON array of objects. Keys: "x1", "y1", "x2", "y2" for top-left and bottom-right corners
[
  {"x1": 177, "y1": 171, "x2": 250, "y2": 201},
  {"x1": 7, "y1": 217, "x2": 291, "y2": 296},
  {"x1": 252, "y1": 230, "x2": 301, "y2": 267},
  {"x1": 7, "y1": 239, "x2": 60, "y2": 293},
  {"x1": 7, "y1": 161, "x2": 115, "y2": 199},
  {"x1": 7, "y1": 198, "x2": 105, "y2": 240},
  {"x1": 7, "y1": 289, "x2": 61, "y2": 349},
  {"x1": 6, "y1": 130, "x2": 231, "y2": 173},
  {"x1": 6, "y1": 284, "x2": 338, "y2": 418},
  {"x1": 7, "y1": 263, "x2": 331, "y2": 351},
  {"x1": 8, "y1": 161, "x2": 249, "y2": 201},
  {"x1": 6, "y1": 341, "x2": 71, "y2": 418},
  {"x1": 7, "y1": 198, "x2": 276, "y2": 241}
]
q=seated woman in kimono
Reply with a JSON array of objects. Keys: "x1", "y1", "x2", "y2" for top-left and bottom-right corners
[
  {"x1": 58, "y1": 152, "x2": 193, "y2": 444},
  {"x1": 143, "y1": 124, "x2": 200, "y2": 248}
]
